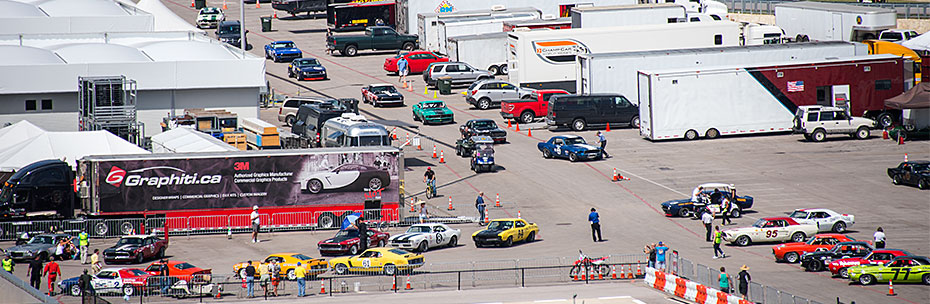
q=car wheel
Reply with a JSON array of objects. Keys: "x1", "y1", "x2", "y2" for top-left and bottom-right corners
[
  {"x1": 736, "y1": 235, "x2": 751, "y2": 246},
  {"x1": 525, "y1": 231, "x2": 535, "y2": 243},
  {"x1": 383, "y1": 264, "x2": 397, "y2": 276},
  {"x1": 334, "y1": 263, "x2": 348, "y2": 275},
  {"x1": 630, "y1": 116, "x2": 641, "y2": 129},
  {"x1": 803, "y1": 133, "x2": 811, "y2": 141},
  {"x1": 832, "y1": 221, "x2": 847, "y2": 233},
  {"x1": 70, "y1": 284, "x2": 81, "y2": 296},
  {"x1": 157, "y1": 248, "x2": 165, "y2": 259},
  {"x1": 413, "y1": 112, "x2": 420, "y2": 121},
  {"x1": 918, "y1": 179, "x2": 929, "y2": 190},
  {"x1": 348, "y1": 245, "x2": 359, "y2": 255},
  {"x1": 306, "y1": 179, "x2": 323, "y2": 194},
  {"x1": 571, "y1": 118, "x2": 586, "y2": 131},
  {"x1": 811, "y1": 129, "x2": 826, "y2": 142},
  {"x1": 520, "y1": 111, "x2": 535, "y2": 124},
  {"x1": 265, "y1": 52, "x2": 270, "y2": 59},
  {"x1": 855, "y1": 127, "x2": 870, "y2": 140},
  {"x1": 503, "y1": 237, "x2": 513, "y2": 247},
  {"x1": 838, "y1": 267, "x2": 849, "y2": 279},
  {"x1": 448, "y1": 236, "x2": 457, "y2": 247},
  {"x1": 569, "y1": 153, "x2": 579, "y2": 162},
  {"x1": 377, "y1": 240, "x2": 385, "y2": 247},
  {"x1": 892, "y1": 174, "x2": 903, "y2": 185},
  {"x1": 286, "y1": 269, "x2": 296, "y2": 280},
  {"x1": 285, "y1": 115, "x2": 296, "y2": 126},
  {"x1": 136, "y1": 253, "x2": 144, "y2": 264},
  {"x1": 808, "y1": 261, "x2": 823, "y2": 272},
  {"x1": 730, "y1": 208, "x2": 741, "y2": 218},
  {"x1": 288, "y1": 70, "x2": 294, "y2": 78},
  {"x1": 488, "y1": 65, "x2": 499, "y2": 75},
  {"x1": 344, "y1": 45, "x2": 358, "y2": 56},
  {"x1": 684, "y1": 129, "x2": 699, "y2": 140},
  {"x1": 678, "y1": 208, "x2": 690, "y2": 218},
  {"x1": 877, "y1": 113, "x2": 894, "y2": 129},
  {"x1": 784, "y1": 252, "x2": 800, "y2": 263},
  {"x1": 791, "y1": 232, "x2": 805, "y2": 243},
  {"x1": 368, "y1": 177, "x2": 383, "y2": 190},
  {"x1": 417, "y1": 241, "x2": 428, "y2": 252},
  {"x1": 239, "y1": 268, "x2": 249, "y2": 279},
  {"x1": 858, "y1": 274, "x2": 875, "y2": 285},
  {"x1": 123, "y1": 285, "x2": 135, "y2": 296},
  {"x1": 478, "y1": 98, "x2": 491, "y2": 110},
  {"x1": 402, "y1": 42, "x2": 415, "y2": 51},
  {"x1": 705, "y1": 128, "x2": 720, "y2": 139},
  {"x1": 922, "y1": 273, "x2": 930, "y2": 285},
  {"x1": 542, "y1": 149, "x2": 552, "y2": 159}
]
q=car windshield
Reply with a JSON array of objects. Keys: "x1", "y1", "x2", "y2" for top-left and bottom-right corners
[
  {"x1": 563, "y1": 137, "x2": 586, "y2": 145},
  {"x1": 116, "y1": 238, "x2": 144, "y2": 246},
  {"x1": 422, "y1": 102, "x2": 445, "y2": 109},
  {"x1": 370, "y1": 86, "x2": 396, "y2": 94},
  {"x1": 752, "y1": 219, "x2": 768, "y2": 228},
  {"x1": 291, "y1": 254, "x2": 314, "y2": 260},
  {"x1": 219, "y1": 23, "x2": 240, "y2": 33},
  {"x1": 406, "y1": 226, "x2": 431, "y2": 233},
  {"x1": 913, "y1": 164, "x2": 930, "y2": 172},
  {"x1": 487, "y1": 221, "x2": 513, "y2": 230},
  {"x1": 788, "y1": 211, "x2": 808, "y2": 219},
  {"x1": 355, "y1": 135, "x2": 387, "y2": 146},
  {"x1": 335, "y1": 230, "x2": 360, "y2": 238},
  {"x1": 28, "y1": 236, "x2": 53, "y2": 245},
  {"x1": 294, "y1": 59, "x2": 319, "y2": 66},
  {"x1": 273, "y1": 42, "x2": 296, "y2": 48},
  {"x1": 126, "y1": 269, "x2": 148, "y2": 276},
  {"x1": 174, "y1": 263, "x2": 197, "y2": 270},
  {"x1": 201, "y1": 8, "x2": 220, "y2": 14},
  {"x1": 389, "y1": 249, "x2": 410, "y2": 255},
  {"x1": 472, "y1": 120, "x2": 496, "y2": 129}
]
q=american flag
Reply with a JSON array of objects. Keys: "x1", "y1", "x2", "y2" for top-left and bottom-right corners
[{"x1": 787, "y1": 81, "x2": 804, "y2": 92}]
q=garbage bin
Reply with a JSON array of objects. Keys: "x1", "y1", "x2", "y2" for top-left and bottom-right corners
[
  {"x1": 261, "y1": 17, "x2": 272, "y2": 32},
  {"x1": 438, "y1": 77, "x2": 453, "y2": 95},
  {"x1": 194, "y1": 0, "x2": 205, "y2": 9}
]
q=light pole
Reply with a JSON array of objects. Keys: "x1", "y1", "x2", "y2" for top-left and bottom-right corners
[{"x1": 239, "y1": 0, "x2": 245, "y2": 50}]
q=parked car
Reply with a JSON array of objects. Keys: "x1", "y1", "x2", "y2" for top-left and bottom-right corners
[
  {"x1": 793, "y1": 105, "x2": 875, "y2": 142},
  {"x1": 465, "y1": 80, "x2": 534, "y2": 110},
  {"x1": 383, "y1": 51, "x2": 448, "y2": 74},
  {"x1": 278, "y1": 97, "x2": 335, "y2": 126},
  {"x1": 829, "y1": 249, "x2": 911, "y2": 278},
  {"x1": 5, "y1": 233, "x2": 71, "y2": 261},
  {"x1": 215, "y1": 20, "x2": 247, "y2": 49},
  {"x1": 264, "y1": 41, "x2": 303, "y2": 63},
  {"x1": 847, "y1": 255, "x2": 930, "y2": 285},
  {"x1": 103, "y1": 235, "x2": 168, "y2": 264},
  {"x1": 472, "y1": 218, "x2": 538, "y2": 247},
  {"x1": 546, "y1": 94, "x2": 640, "y2": 131},
  {"x1": 361, "y1": 84, "x2": 404, "y2": 107},
  {"x1": 537, "y1": 135, "x2": 603, "y2": 162},
  {"x1": 233, "y1": 253, "x2": 327, "y2": 280},
  {"x1": 878, "y1": 29, "x2": 920, "y2": 43},
  {"x1": 326, "y1": 26, "x2": 418, "y2": 56},
  {"x1": 459, "y1": 119, "x2": 506, "y2": 143},
  {"x1": 143, "y1": 260, "x2": 212, "y2": 284},
  {"x1": 423, "y1": 62, "x2": 493, "y2": 88},
  {"x1": 887, "y1": 160, "x2": 930, "y2": 190},
  {"x1": 800, "y1": 241, "x2": 874, "y2": 272},
  {"x1": 288, "y1": 58, "x2": 327, "y2": 80},
  {"x1": 661, "y1": 183, "x2": 753, "y2": 218},
  {"x1": 412, "y1": 100, "x2": 454, "y2": 125},
  {"x1": 195, "y1": 7, "x2": 225, "y2": 29},
  {"x1": 501, "y1": 89, "x2": 569, "y2": 124},
  {"x1": 328, "y1": 247, "x2": 424, "y2": 275},
  {"x1": 388, "y1": 223, "x2": 461, "y2": 252},
  {"x1": 304, "y1": 163, "x2": 390, "y2": 194},
  {"x1": 771, "y1": 233, "x2": 858, "y2": 263},
  {"x1": 788, "y1": 208, "x2": 855, "y2": 233},
  {"x1": 317, "y1": 228, "x2": 390, "y2": 256},
  {"x1": 58, "y1": 268, "x2": 151, "y2": 297},
  {"x1": 722, "y1": 217, "x2": 819, "y2": 246}
]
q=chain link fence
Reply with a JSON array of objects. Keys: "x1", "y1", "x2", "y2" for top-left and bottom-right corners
[{"x1": 722, "y1": 0, "x2": 930, "y2": 19}]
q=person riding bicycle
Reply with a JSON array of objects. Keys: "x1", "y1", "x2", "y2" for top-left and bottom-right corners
[{"x1": 423, "y1": 167, "x2": 436, "y2": 197}]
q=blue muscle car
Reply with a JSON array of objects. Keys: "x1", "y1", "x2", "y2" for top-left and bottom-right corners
[
  {"x1": 264, "y1": 41, "x2": 302, "y2": 63},
  {"x1": 537, "y1": 135, "x2": 603, "y2": 162},
  {"x1": 661, "y1": 183, "x2": 754, "y2": 218},
  {"x1": 288, "y1": 58, "x2": 327, "y2": 81}
]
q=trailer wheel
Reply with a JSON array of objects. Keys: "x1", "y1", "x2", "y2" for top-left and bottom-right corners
[
  {"x1": 94, "y1": 222, "x2": 109, "y2": 236},
  {"x1": 488, "y1": 65, "x2": 499, "y2": 75},
  {"x1": 877, "y1": 113, "x2": 894, "y2": 129},
  {"x1": 318, "y1": 213, "x2": 337, "y2": 229},
  {"x1": 501, "y1": 64, "x2": 508, "y2": 75},
  {"x1": 684, "y1": 130, "x2": 699, "y2": 140},
  {"x1": 705, "y1": 128, "x2": 720, "y2": 139}
]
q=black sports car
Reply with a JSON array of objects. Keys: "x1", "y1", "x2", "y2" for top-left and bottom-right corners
[
  {"x1": 800, "y1": 241, "x2": 873, "y2": 272},
  {"x1": 288, "y1": 58, "x2": 327, "y2": 81},
  {"x1": 305, "y1": 164, "x2": 390, "y2": 194},
  {"x1": 361, "y1": 84, "x2": 404, "y2": 107},
  {"x1": 459, "y1": 119, "x2": 506, "y2": 143},
  {"x1": 887, "y1": 160, "x2": 930, "y2": 189}
]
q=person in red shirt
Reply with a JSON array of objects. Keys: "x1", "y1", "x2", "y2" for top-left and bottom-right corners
[{"x1": 43, "y1": 260, "x2": 60, "y2": 296}]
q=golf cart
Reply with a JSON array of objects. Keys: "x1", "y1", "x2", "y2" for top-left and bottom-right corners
[{"x1": 468, "y1": 136, "x2": 495, "y2": 173}]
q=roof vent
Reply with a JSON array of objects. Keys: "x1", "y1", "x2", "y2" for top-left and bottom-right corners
[
  {"x1": 490, "y1": 5, "x2": 505, "y2": 11},
  {"x1": 541, "y1": 14, "x2": 556, "y2": 20}
]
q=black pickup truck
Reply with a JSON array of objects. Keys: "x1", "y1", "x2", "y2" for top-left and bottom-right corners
[{"x1": 326, "y1": 26, "x2": 417, "y2": 56}]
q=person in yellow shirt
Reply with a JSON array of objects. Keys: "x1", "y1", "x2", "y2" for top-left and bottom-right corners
[
  {"x1": 294, "y1": 262, "x2": 306, "y2": 297},
  {"x1": 258, "y1": 262, "x2": 270, "y2": 296},
  {"x1": 90, "y1": 249, "x2": 101, "y2": 273}
]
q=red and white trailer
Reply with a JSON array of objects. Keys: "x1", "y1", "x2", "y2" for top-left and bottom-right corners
[{"x1": 637, "y1": 54, "x2": 912, "y2": 141}]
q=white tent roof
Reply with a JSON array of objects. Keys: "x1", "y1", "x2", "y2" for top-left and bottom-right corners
[
  {"x1": 0, "y1": 120, "x2": 46, "y2": 148},
  {"x1": 133, "y1": 0, "x2": 203, "y2": 33},
  {"x1": 150, "y1": 127, "x2": 238, "y2": 153},
  {"x1": 0, "y1": 130, "x2": 149, "y2": 171},
  {"x1": 901, "y1": 31, "x2": 930, "y2": 52}
]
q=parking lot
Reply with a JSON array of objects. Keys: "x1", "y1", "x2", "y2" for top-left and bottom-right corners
[{"x1": 1, "y1": 1, "x2": 927, "y2": 303}]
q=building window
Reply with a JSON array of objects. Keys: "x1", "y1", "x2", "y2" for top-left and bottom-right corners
[
  {"x1": 41, "y1": 99, "x2": 53, "y2": 110},
  {"x1": 875, "y1": 80, "x2": 892, "y2": 91},
  {"x1": 25, "y1": 100, "x2": 37, "y2": 111},
  {"x1": 714, "y1": 34, "x2": 723, "y2": 45}
]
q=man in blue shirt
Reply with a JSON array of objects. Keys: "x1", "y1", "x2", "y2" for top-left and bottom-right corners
[
  {"x1": 655, "y1": 241, "x2": 669, "y2": 271},
  {"x1": 397, "y1": 56, "x2": 409, "y2": 83},
  {"x1": 596, "y1": 131, "x2": 610, "y2": 158},
  {"x1": 588, "y1": 208, "x2": 602, "y2": 242},
  {"x1": 475, "y1": 192, "x2": 487, "y2": 225}
]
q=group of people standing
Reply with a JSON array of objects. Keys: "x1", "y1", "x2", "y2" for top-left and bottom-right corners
[{"x1": 242, "y1": 259, "x2": 284, "y2": 298}]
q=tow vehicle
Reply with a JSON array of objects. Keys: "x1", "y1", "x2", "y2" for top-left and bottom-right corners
[
  {"x1": 500, "y1": 89, "x2": 569, "y2": 124},
  {"x1": 326, "y1": 26, "x2": 418, "y2": 56}
]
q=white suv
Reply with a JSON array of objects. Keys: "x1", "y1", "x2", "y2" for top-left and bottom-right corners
[{"x1": 793, "y1": 106, "x2": 876, "y2": 142}]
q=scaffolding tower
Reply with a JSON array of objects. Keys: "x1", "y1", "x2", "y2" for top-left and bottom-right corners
[{"x1": 77, "y1": 76, "x2": 144, "y2": 145}]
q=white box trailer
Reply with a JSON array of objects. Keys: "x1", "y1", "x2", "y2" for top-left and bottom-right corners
[
  {"x1": 447, "y1": 32, "x2": 510, "y2": 75},
  {"x1": 433, "y1": 12, "x2": 540, "y2": 54},
  {"x1": 508, "y1": 21, "x2": 741, "y2": 92},
  {"x1": 417, "y1": 7, "x2": 539, "y2": 53},
  {"x1": 577, "y1": 41, "x2": 868, "y2": 104},
  {"x1": 570, "y1": 4, "x2": 687, "y2": 28},
  {"x1": 637, "y1": 54, "x2": 906, "y2": 141},
  {"x1": 640, "y1": 0, "x2": 727, "y2": 16},
  {"x1": 399, "y1": 0, "x2": 636, "y2": 34},
  {"x1": 775, "y1": 1, "x2": 896, "y2": 42}
]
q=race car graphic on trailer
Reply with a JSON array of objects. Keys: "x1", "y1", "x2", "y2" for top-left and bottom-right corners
[
  {"x1": 389, "y1": 223, "x2": 460, "y2": 252},
  {"x1": 304, "y1": 163, "x2": 390, "y2": 194}
]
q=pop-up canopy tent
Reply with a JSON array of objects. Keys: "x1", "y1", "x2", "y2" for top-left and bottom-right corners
[
  {"x1": 902, "y1": 32, "x2": 930, "y2": 53},
  {"x1": 0, "y1": 120, "x2": 46, "y2": 148},
  {"x1": 0, "y1": 129, "x2": 150, "y2": 172},
  {"x1": 884, "y1": 82, "x2": 930, "y2": 109},
  {"x1": 150, "y1": 127, "x2": 238, "y2": 153}
]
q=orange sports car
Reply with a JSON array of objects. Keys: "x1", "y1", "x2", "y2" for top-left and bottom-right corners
[
  {"x1": 772, "y1": 233, "x2": 858, "y2": 263},
  {"x1": 144, "y1": 260, "x2": 212, "y2": 284}
]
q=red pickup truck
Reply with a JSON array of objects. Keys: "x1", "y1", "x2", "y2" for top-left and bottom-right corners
[{"x1": 500, "y1": 89, "x2": 569, "y2": 124}]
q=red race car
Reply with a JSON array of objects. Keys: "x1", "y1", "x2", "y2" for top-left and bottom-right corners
[
  {"x1": 828, "y1": 249, "x2": 911, "y2": 278},
  {"x1": 144, "y1": 260, "x2": 212, "y2": 284},
  {"x1": 383, "y1": 51, "x2": 448, "y2": 74},
  {"x1": 317, "y1": 228, "x2": 390, "y2": 256},
  {"x1": 771, "y1": 233, "x2": 858, "y2": 263}
]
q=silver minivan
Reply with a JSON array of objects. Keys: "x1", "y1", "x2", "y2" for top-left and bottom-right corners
[
  {"x1": 465, "y1": 79, "x2": 535, "y2": 110},
  {"x1": 278, "y1": 97, "x2": 335, "y2": 126},
  {"x1": 423, "y1": 62, "x2": 493, "y2": 88}
]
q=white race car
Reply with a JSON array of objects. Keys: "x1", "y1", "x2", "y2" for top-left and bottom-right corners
[
  {"x1": 196, "y1": 7, "x2": 225, "y2": 29},
  {"x1": 722, "y1": 217, "x2": 819, "y2": 246},
  {"x1": 388, "y1": 223, "x2": 461, "y2": 252},
  {"x1": 304, "y1": 164, "x2": 390, "y2": 194},
  {"x1": 788, "y1": 208, "x2": 855, "y2": 233}
]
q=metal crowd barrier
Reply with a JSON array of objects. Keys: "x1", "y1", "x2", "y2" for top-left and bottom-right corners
[{"x1": 673, "y1": 255, "x2": 826, "y2": 304}]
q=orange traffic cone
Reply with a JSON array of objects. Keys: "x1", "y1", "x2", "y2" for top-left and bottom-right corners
[
  {"x1": 273, "y1": 11, "x2": 277, "y2": 19},
  {"x1": 190, "y1": 0, "x2": 195, "y2": 7},
  {"x1": 405, "y1": 276, "x2": 413, "y2": 290},
  {"x1": 887, "y1": 280, "x2": 896, "y2": 296},
  {"x1": 527, "y1": 128, "x2": 532, "y2": 137},
  {"x1": 255, "y1": 1, "x2": 261, "y2": 8},
  {"x1": 392, "y1": 279, "x2": 397, "y2": 291},
  {"x1": 392, "y1": 133, "x2": 397, "y2": 140},
  {"x1": 405, "y1": 132, "x2": 409, "y2": 143},
  {"x1": 507, "y1": 119, "x2": 512, "y2": 128},
  {"x1": 882, "y1": 128, "x2": 889, "y2": 139},
  {"x1": 432, "y1": 145, "x2": 437, "y2": 158},
  {"x1": 606, "y1": 123, "x2": 611, "y2": 132},
  {"x1": 612, "y1": 168, "x2": 619, "y2": 181},
  {"x1": 636, "y1": 262, "x2": 643, "y2": 277},
  {"x1": 495, "y1": 193, "x2": 501, "y2": 207},
  {"x1": 905, "y1": 153, "x2": 908, "y2": 162},
  {"x1": 898, "y1": 134, "x2": 905, "y2": 145},
  {"x1": 447, "y1": 196, "x2": 454, "y2": 210},
  {"x1": 610, "y1": 265, "x2": 618, "y2": 280},
  {"x1": 402, "y1": 81, "x2": 408, "y2": 88},
  {"x1": 517, "y1": 210, "x2": 521, "y2": 219},
  {"x1": 439, "y1": 151, "x2": 445, "y2": 163},
  {"x1": 597, "y1": 270, "x2": 604, "y2": 280},
  {"x1": 241, "y1": 277, "x2": 247, "y2": 288},
  {"x1": 417, "y1": 140, "x2": 422, "y2": 150},
  {"x1": 573, "y1": 272, "x2": 580, "y2": 281},
  {"x1": 409, "y1": 200, "x2": 416, "y2": 212},
  {"x1": 320, "y1": 279, "x2": 326, "y2": 294},
  {"x1": 222, "y1": 0, "x2": 227, "y2": 10},
  {"x1": 515, "y1": 124, "x2": 520, "y2": 132},
  {"x1": 407, "y1": 82, "x2": 414, "y2": 92},
  {"x1": 484, "y1": 211, "x2": 489, "y2": 224}
]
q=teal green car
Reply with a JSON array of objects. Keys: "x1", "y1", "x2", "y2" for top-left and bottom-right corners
[
  {"x1": 412, "y1": 100, "x2": 454, "y2": 125},
  {"x1": 847, "y1": 256, "x2": 930, "y2": 285}
]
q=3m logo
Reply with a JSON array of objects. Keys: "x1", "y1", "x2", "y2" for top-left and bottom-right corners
[
  {"x1": 435, "y1": 0, "x2": 454, "y2": 13},
  {"x1": 106, "y1": 166, "x2": 126, "y2": 187},
  {"x1": 531, "y1": 39, "x2": 589, "y2": 64}
]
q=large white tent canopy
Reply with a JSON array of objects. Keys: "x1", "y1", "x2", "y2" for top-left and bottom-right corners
[
  {"x1": 150, "y1": 127, "x2": 238, "y2": 153},
  {"x1": 901, "y1": 31, "x2": 930, "y2": 52},
  {"x1": 0, "y1": 122, "x2": 150, "y2": 171}
]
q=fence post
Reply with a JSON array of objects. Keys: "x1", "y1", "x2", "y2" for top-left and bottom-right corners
[
  {"x1": 457, "y1": 271, "x2": 461, "y2": 290},
  {"x1": 329, "y1": 278, "x2": 333, "y2": 296},
  {"x1": 521, "y1": 268, "x2": 525, "y2": 288}
]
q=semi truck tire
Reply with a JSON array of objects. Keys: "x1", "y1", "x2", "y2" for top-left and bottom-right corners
[{"x1": 488, "y1": 65, "x2": 499, "y2": 75}]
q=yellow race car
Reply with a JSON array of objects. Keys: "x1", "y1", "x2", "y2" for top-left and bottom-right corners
[
  {"x1": 233, "y1": 253, "x2": 328, "y2": 280},
  {"x1": 472, "y1": 218, "x2": 539, "y2": 247},
  {"x1": 329, "y1": 247, "x2": 424, "y2": 276}
]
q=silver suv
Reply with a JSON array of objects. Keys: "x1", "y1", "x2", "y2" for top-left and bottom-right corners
[
  {"x1": 793, "y1": 106, "x2": 876, "y2": 142},
  {"x1": 278, "y1": 97, "x2": 335, "y2": 126},
  {"x1": 423, "y1": 62, "x2": 493, "y2": 88},
  {"x1": 465, "y1": 79, "x2": 535, "y2": 110}
]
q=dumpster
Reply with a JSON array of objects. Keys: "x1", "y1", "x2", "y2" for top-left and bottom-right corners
[
  {"x1": 261, "y1": 17, "x2": 272, "y2": 32},
  {"x1": 438, "y1": 76, "x2": 453, "y2": 95},
  {"x1": 195, "y1": 0, "x2": 205, "y2": 9}
]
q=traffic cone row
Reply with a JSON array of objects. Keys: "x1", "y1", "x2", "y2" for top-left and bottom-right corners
[
  {"x1": 507, "y1": 119, "x2": 512, "y2": 128},
  {"x1": 610, "y1": 265, "x2": 618, "y2": 279},
  {"x1": 636, "y1": 262, "x2": 643, "y2": 277},
  {"x1": 494, "y1": 193, "x2": 501, "y2": 207},
  {"x1": 447, "y1": 196, "x2": 454, "y2": 210},
  {"x1": 439, "y1": 151, "x2": 445, "y2": 163}
]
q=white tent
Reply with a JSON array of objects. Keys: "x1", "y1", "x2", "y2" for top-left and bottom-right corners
[
  {"x1": 0, "y1": 130, "x2": 149, "y2": 171},
  {"x1": 0, "y1": 120, "x2": 46, "y2": 149},
  {"x1": 902, "y1": 31, "x2": 930, "y2": 52},
  {"x1": 132, "y1": 0, "x2": 205, "y2": 33},
  {"x1": 150, "y1": 127, "x2": 238, "y2": 153}
]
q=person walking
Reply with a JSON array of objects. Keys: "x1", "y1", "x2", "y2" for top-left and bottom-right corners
[
  {"x1": 720, "y1": 195, "x2": 732, "y2": 225},
  {"x1": 258, "y1": 262, "x2": 270, "y2": 296},
  {"x1": 595, "y1": 131, "x2": 610, "y2": 158},
  {"x1": 873, "y1": 227, "x2": 886, "y2": 248},
  {"x1": 244, "y1": 261, "x2": 256, "y2": 298},
  {"x1": 475, "y1": 192, "x2": 487, "y2": 225},
  {"x1": 29, "y1": 256, "x2": 43, "y2": 291},
  {"x1": 397, "y1": 56, "x2": 409, "y2": 83},
  {"x1": 78, "y1": 230, "x2": 89, "y2": 264},
  {"x1": 655, "y1": 241, "x2": 669, "y2": 272},
  {"x1": 43, "y1": 259, "x2": 60, "y2": 296},
  {"x1": 2, "y1": 254, "x2": 13, "y2": 273},
  {"x1": 90, "y1": 249, "x2": 102, "y2": 273},
  {"x1": 702, "y1": 210, "x2": 714, "y2": 242},
  {"x1": 250, "y1": 206, "x2": 260, "y2": 243},
  {"x1": 713, "y1": 226, "x2": 726, "y2": 259},
  {"x1": 270, "y1": 260, "x2": 281, "y2": 296},
  {"x1": 738, "y1": 265, "x2": 751, "y2": 299},
  {"x1": 718, "y1": 267, "x2": 730, "y2": 293},
  {"x1": 294, "y1": 262, "x2": 307, "y2": 297},
  {"x1": 418, "y1": 202, "x2": 429, "y2": 223},
  {"x1": 79, "y1": 269, "x2": 93, "y2": 297},
  {"x1": 588, "y1": 208, "x2": 602, "y2": 242}
]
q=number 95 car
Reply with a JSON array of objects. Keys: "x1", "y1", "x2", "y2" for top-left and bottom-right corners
[
  {"x1": 328, "y1": 247, "x2": 424, "y2": 276},
  {"x1": 722, "y1": 217, "x2": 818, "y2": 246}
]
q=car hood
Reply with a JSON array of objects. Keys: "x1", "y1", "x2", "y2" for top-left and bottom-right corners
[
  {"x1": 60, "y1": 276, "x2": 80, "y2": 285},
  {"x1": 273, "y1": 47, "x2": 301, "y2": 54},
  {"x1": 801, "y1": 251, "x2": 835, "y2": 260},
  {"x1": 566, "y1": 143, "x2": 600, "y2": 151},
  {"x1": 217, "y1": 32, "x2": 240, "y2": 39},
  {"x1": 723, "y1": 227, "x2": 759, "y2": 235},
  {"x1": 373, "y1": 91, "x2": 402, "y2": 98},
  {"x1": 423, "y1": 108, "x2": 452, "y2": 115},
  {"x1": 662, "y1": 198, "x2": 691, "y2": 206},
  {"x1": 105, "y1": 244, "x2": 141, "y2": 252},
  {"x1": 297, "y1": 66, "x2": 326, "y2": 72},
  {"x1": 198, "y1": 13, "x2": 222, "y2": 20},
  {"x1": 7, "y1": 244, "x2": 50, "y2": 252},
  {"x1": 474, "y1": 229, "x2": 503, "y2": 237},
  {"x1": 319, "y1": 236, "x2": 359, "y2": 245},
  {"x1": 390, "y1": 233, "x2": 426, "y2": 241}
]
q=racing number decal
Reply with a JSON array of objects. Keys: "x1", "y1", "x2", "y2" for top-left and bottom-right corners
[
  {"x1": 435, "y1": 232, "x2": 443, "y2": 244},
  {"x1": 893, "y1": 268, "x2": 911, "y2": 280},
  {"x1": 362, "y1": 259, "x2": 371, "y2": 268},
  {"x1": 765, "y1": 230, "x2": 779, "y2": 238},
  {"x1": 517, "y1": 229, "x2": 525, "y2": 240},
  {"x1": 554, "y1": 146, "x2": 561, "y2": 155}
]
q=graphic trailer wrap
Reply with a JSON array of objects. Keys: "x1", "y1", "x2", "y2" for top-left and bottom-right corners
[{"x1": 90, "y1": 151, "x2": 400, "y2": 213}]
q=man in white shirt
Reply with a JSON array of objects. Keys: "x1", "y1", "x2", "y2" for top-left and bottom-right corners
[
  {"x1": 691, "y1": 186, "x2": 705, "y2": 203},
  {"x1": 873, "y1": 227, "x2": 885, "y2": 248},
  {"x1": 702, "y1": 211, "x2": 714, "y2": 242},
  {"x1": 251, "y1": 206, "x2": 260, "y2": 243}
]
